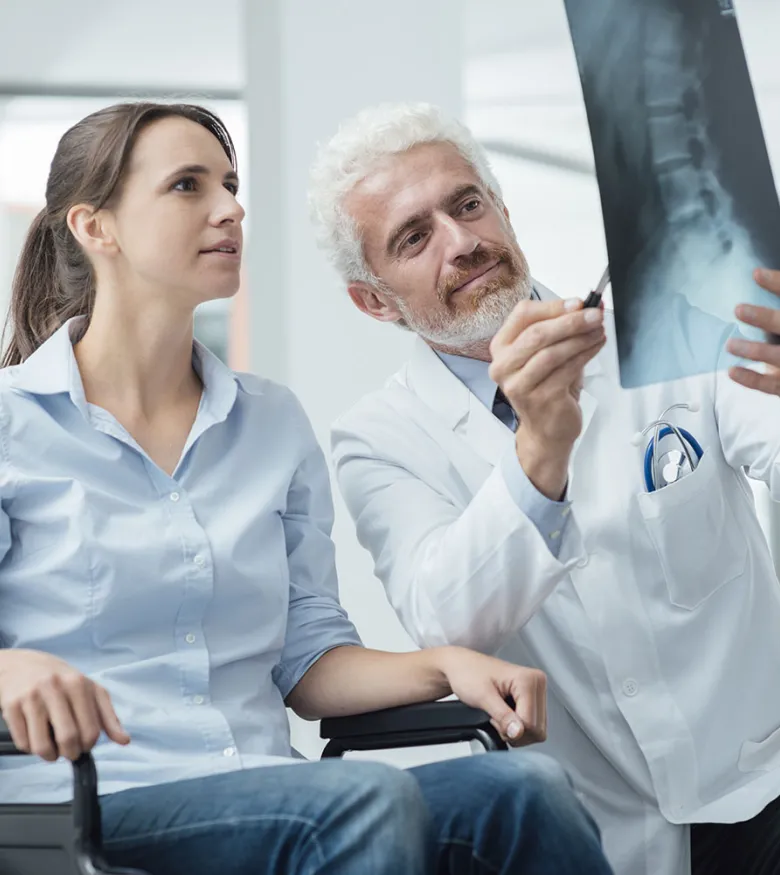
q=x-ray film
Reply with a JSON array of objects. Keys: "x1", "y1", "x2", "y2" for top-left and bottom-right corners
[{"x1": 563, "y1": 0, "x2": 780, "y2": 388}]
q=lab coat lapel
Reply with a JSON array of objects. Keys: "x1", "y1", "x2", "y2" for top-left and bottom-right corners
[{"x1": 406, "y1": 339, "x2": 511, "y2": 466}]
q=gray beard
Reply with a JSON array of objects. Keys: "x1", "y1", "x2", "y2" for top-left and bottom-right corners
[{"x1": 395, "y1": 275, "x2": 533, "y2": 348}]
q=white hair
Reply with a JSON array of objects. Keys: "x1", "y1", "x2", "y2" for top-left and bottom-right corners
[{"x1": 308, "y1": 102, "x2": 502, "y2": 285}]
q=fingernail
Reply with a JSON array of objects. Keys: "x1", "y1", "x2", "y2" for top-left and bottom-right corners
[
  {"x1": 584, "y1": 308, "x2": 602, "y2": 324},
  {"x1": 564, "y1": 298, "x2": 581, "y2": 311},
  {"x1": 507, "y1": 721, "x2": 521, "y2": 739}
]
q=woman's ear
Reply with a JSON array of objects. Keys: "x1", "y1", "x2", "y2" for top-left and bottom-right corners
[{"x1": 66, "y1": 204, "x2": 118, "y2": 257}]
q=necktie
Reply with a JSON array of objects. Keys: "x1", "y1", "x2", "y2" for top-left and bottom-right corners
[{"x1": 492, "y1": 387, "x2": 518, "y2": 432}]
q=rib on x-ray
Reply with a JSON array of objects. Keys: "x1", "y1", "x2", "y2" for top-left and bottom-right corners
[{"x1": 563, "y1": 0, "x2": 780, "y2": 388}]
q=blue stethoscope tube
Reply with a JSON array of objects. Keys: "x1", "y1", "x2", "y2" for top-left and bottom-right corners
[{"x1": 643, "y1": 427, "x2": 705, "y2": 493}]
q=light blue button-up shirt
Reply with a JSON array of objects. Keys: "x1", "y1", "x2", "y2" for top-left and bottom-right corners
[
  {"x1": 435, "y1": 351, "x2": 572, "y2": 557},
  {"x1": 0, "y1": 318, "x2": 362, "y2": 803}
]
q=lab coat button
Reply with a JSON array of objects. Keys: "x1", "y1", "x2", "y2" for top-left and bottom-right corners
[
  {"x1": 622, "y1": 678, "x2": 639, "y2": 697},
  {"x1": 576, "y1": 554, "x2": 590, "y2": 568}
]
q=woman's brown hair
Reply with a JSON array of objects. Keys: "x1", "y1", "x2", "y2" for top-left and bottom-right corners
[{"x1": 2, "y1": 102, "x2": 236, "y2": 367}]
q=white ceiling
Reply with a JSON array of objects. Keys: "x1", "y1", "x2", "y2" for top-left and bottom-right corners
[
  {"x1": 1, "y1": 0, "x2": 779, "y2": 172},
  {"x1": 1, "y1": 0, "x2": 774, "y2": 94},
  {"x1": 0, "y1": 0, "x2": 243, "y2": 92}
]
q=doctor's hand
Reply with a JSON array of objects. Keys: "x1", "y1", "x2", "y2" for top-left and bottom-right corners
[
  {"x1": 489, "y1": 297, "x2": 606, "y2": 499},
  {"x1": 436, "y1": 646, "x2": 547, "y2": 747},
  {"x1": 727, "y1": 268, "x2": 780, "y2": 396},
  {"x1": 0, "y1": 648, "x2": 130, "y2": 762}
]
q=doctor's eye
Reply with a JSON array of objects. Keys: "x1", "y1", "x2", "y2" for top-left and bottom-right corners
[
  {"x1": 459, "y1": 198, "x2": 483, "y2": 215},
  {"x1": 402, "y1": 230, "x2": 426, "y2": 251}
]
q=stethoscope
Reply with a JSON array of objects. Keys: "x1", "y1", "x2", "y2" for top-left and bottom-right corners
[{"x1": 631, "y1": 403, "x2": 705, "y2": 492}]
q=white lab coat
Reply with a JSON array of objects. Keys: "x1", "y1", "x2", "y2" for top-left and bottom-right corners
[{"x1": 331, "y1": 284, "x2": 780, "y2": 875}]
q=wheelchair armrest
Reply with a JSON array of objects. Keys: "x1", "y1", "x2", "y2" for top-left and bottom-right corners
[
  {"x1": 319, "y1": 699, "x2": 506, "y2": 756},
  {"x1": 0, "y1": 713, "x2": 147, "y2": 874}
]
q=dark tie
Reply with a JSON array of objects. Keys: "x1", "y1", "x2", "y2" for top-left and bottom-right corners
[{"x1": 492, "y1": 387, "x2": 518, "y2": 432}]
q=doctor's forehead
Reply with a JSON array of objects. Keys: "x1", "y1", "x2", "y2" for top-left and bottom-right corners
[{"x1": 345, "y1": 142, "x2": 484, "y2": 228}]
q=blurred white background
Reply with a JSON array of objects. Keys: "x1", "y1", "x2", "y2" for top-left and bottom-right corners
[{"x1": 1, "y1": 0, "x2": 778, "y2": 761}]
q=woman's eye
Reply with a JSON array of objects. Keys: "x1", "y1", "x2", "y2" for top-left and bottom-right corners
[
  {"x1": 173, "y1": 176, "x2": 198, "y2": 193},
  {"x1": 225, "y1": 182, "x2": 239, "y2": 196}
]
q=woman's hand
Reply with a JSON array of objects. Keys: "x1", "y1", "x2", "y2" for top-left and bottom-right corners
[
  {"x1": 436, "y1": 646, "x2": 547, "y2": 747},
  {"x1": 0, "y1": 649, "x2": 130, "y2": 762}
]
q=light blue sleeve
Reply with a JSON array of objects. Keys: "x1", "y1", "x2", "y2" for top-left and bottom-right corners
[
  {"x1": 272, "y1": 397, "x2": 363, "y2": 700},
  {"x1": 499, "y1": 447, "x2": 572, "y2": 558}
]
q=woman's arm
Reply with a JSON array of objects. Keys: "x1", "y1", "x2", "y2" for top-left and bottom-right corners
[{"x1": 286, "y1": 644, "x2": 546, "y2": 746}]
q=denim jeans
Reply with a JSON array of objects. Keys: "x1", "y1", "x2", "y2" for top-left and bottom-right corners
[{"x1": 100, "y1": 750, "x2": 613, "y2": 875}]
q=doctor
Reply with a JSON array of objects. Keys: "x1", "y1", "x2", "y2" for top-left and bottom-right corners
[{"x1": 309, "y1": 102, "x2": 780, "y2": 875}]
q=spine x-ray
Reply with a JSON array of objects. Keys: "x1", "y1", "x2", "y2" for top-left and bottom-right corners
[{"x1": 563, "y1": 0, "x2": 780, "y2": 388}]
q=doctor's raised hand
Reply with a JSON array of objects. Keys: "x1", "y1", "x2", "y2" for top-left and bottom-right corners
[
  {"x1": 488, "y1": 297, "x2": 607, "y2": 500},
  {"x1": 727, "y1": 268, "x2": 780, "y2": 395}
]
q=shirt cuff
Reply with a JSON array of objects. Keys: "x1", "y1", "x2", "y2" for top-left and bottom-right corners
[{"x1": 499, "y1": 447, "x2": 572, "y2": 558}]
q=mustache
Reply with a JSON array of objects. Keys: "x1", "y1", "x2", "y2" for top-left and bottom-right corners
[{"x1": 439, "y1": 244, "x2": 520, "y2": 301}]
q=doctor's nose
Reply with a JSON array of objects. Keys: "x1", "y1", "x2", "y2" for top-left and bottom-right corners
[{"x1": 438, "y1": 214, "x2": 482, "y2": 263}]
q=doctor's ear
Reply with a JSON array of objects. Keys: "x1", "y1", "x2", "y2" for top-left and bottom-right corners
[{"x1": 347, "y1": 281, "x2": 404, "y2": 324}]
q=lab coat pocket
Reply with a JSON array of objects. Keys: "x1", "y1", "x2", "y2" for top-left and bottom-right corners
[
  {"x1": 637, "y1": 451, "x2": 747, "y2": 610},
  {"x1": 739, "y1": 724, "x2": 780, "y2": 773}
]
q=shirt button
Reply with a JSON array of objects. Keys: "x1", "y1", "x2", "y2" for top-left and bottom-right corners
[
  {"x1": 576, "y1": 554, "x2": 590, "y2": 568},
  {"x1": 192, "y1": 695, "x2": 205, "y2": 705},
  {"x1": 185, "y1": 633, "x2": 196, "y2": 644},
  {"x1": 223, "y1": 746, "x2": 236, "y2": 757},
  {"x1": 622, "y1": 678, "x2": 639, "y2": 697},
  {"x1": 169, "y1": 492, "x2": 180, "y2": 502},
  {"x1": 193, "y1": 554, "x2": 205, "y2": 567},
  {"x1": 550, "y1": 530, "x2": 561, "y2": 541},
  {"x1": 562, "y1": 506, "x2": 571, "y2": 518}
]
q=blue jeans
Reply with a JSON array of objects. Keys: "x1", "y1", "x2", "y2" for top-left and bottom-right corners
[{"x1": 100, "y1": 751, "x2": 612, "y2": 874}]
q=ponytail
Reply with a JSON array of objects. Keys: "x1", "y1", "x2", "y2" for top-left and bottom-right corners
[{"x1": 2, "y1": 209, "x2": 94, "y2": 368}]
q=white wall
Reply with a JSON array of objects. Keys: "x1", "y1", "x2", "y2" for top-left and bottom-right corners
[{"x1": 243, "y1": 0, "x2": 464, "y2": 758}]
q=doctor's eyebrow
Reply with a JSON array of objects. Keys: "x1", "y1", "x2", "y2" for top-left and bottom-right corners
[{"x1": 385, "y1": 183, "x2": 484, "y2": 255}]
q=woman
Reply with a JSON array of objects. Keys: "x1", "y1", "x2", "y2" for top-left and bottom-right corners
[{"x1": 0, "y1": 102, "x2": 611, "y2": 875}]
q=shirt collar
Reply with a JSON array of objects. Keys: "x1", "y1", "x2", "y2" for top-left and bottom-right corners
[
  {"x1": 8, "y1": 317, "x2": 262, "y2": 416},
  {"x1": 434, "y1": 286, "x2": 541, "y2": 412},
  {"x1": 435, "y1": 351, "x2": 495, "y2": 411}
]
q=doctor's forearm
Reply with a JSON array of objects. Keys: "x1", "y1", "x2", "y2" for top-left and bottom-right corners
[{"x1": 284, "y1": 645, "x2": 453, "y2": 720}]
